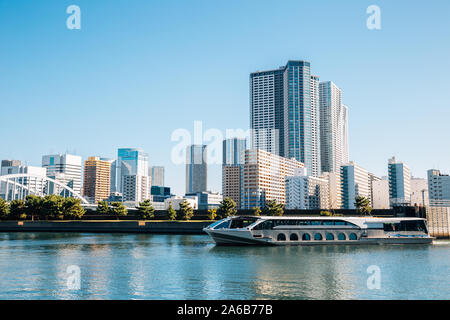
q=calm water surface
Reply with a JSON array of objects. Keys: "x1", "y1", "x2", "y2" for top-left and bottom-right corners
[{"x1": 0, "y1": 232, "x2": 448, "y2": 299}]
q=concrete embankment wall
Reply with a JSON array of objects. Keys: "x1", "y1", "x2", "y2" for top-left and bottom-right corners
[{"x1": 0, "y1": 221, "x2": 211, "y2": 234}]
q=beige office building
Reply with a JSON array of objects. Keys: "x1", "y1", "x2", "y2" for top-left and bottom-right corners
[
  {"x1": 82, "y1": 157, "x2": 111, "y2": 204},
  {"x1": 241, "y1": 149, "x2": 304, "y2": 209}
]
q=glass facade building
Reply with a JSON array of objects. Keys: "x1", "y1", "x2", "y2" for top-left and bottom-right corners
[{"x1": 250, "y1": 61, "x2": 320, "y2": 177}]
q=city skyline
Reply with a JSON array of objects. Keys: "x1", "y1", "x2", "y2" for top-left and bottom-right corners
[{"x1": 1, "y1": 1, "x2": 450, "y2": 195}]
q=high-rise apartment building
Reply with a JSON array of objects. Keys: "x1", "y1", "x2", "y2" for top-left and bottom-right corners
[
  {"x1": 285, "y1": 168, "x2": 329, "y2": 210},
  {"x1": 186, "y1": 145, "x2": 207, "y2": 194},
  {"x1": 151, "y1": 166, "x2": 165, "y2": 186},
  {"x1": 388, "y1": 157, "x2": 411, "y2": 207},
  {"x1": 222, "y1": 138, "x2": 246, "y2": 208},
  {"x1": 250, "y1": 61, "x2": 321, "y2": 177},
  {"x1": 241, "y1": 149, "x2": 304, "y2": 209},
  {"x1": 82, "y1": 157, "x2": 111, "y2": 204},
  {"x1": 427, "y1": 169, "x2": 450, "y2": 207},
  {"x1": 341, "y1": 162, "x2": 371, "y2": 209},
  {"x1": 319, "y1": 81, "x2": 349, "y2": 174},
  {"x1": 250, "y1": 67, "x2": 285, "y2": 156},
  {"x1": 42, "y1": 154, "x2": 82, "y2": 196}
]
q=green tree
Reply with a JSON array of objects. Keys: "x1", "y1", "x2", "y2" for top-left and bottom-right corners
[
  {"x1": 137, "y1": 199, "x2": 155, "y2": 220},
  {"x1": 25, "y1": 195, "x2": 43, "y2": 220},
  {"x1": 177, "y1": 199, "x2": 194, "y2": 221},
  {"x1": 355, "y1": 196, "x2": 373, "y2": 216},
  {"x1": 97, "y1": 201, "x2": 110, "y2": 215},
  {"x1": 252, "y1": 207, "x2": 262, "y2": 216},
  {"x1": 207, "y1": 208, "x2": 217, "y2": 220},
  {"x1": 263, "y1": 200, "x2": 284, "y2": 216},
  {"x1": 217, "y1": 197, "x2": 237, "y2": 219},
  {"x1": 110, "y1": 202, "x2": 128, "y2": 217},
  {"x1": 0, "y1": 198, "x2": 10, "y2": 220},
  {"x1": 320, "y1": 210, "x2": 333, "y2": 217},
  {"x1": 167, "y1": 202, "x2": 177, "y2": 221},
  {"x1": 63, "y1": 198, "x2": 85, "y2": 220},
  {"x1": 10, "y1": 200, "x2": 27, "y2": 220},
  {"x1": 42, "y1": 195, "x2": 65, "y2": 220}
]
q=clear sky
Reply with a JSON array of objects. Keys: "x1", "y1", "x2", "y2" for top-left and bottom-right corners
[{"x1": 1, "y1": 0, "x2": 449, "y2": 195}]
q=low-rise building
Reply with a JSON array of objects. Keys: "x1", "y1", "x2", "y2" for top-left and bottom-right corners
[
  {"x1": 285, "y1": 168, "x2": 329, "y2": 210},
  {"x1": 164, "y1": 196, "x2": 198, "y2": 210},
  {"x1": 185, "y1": 191, "x2": 223, "y2": 210}
]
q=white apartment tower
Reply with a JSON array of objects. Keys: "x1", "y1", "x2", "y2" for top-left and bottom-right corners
[{"x1": 319, "y1": 81, "x2": 349, "y2": 174}]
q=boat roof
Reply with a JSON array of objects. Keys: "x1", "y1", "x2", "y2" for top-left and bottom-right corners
[{"x1": 231, "y1": 215, "x2": 426, "y2": 223}]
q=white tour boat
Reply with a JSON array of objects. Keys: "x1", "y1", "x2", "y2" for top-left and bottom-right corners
[{"x1": 203, "y1": 216, "x2": 434, "y2": 245}]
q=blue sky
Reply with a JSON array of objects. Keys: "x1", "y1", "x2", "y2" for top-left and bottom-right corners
[{"x1": 0, "y1": 0, "x2": 449, "y2": 195}]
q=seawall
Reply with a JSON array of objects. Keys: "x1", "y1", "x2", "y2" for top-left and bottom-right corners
[{"x1": 0, "y1": 220, "x2": 211, "y2": 234}]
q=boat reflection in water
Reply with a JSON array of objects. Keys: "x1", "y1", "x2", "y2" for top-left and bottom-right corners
[{"x1": 203, "y1": 216, "x2": 434, "y2": 246}]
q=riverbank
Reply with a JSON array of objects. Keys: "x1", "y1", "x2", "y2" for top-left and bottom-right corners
[{"x1": 0, "y1": 220, "x2": 211, "y2": 234}]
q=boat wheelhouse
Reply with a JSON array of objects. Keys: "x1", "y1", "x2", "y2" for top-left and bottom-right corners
[{"x1": 203, "y1": 216, "x2": 433, "y2": 245}]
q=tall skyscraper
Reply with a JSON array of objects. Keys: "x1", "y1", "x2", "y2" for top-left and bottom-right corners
[
  {"x1": 250, "y1": 61, "x2": 321, "y2": 177},
  {"x1": 186, "y1": 145, "x2": 207, "y2": 194},
  {"x1": 222, "y1": 138, "x2": 246, "y2": 208},
  {"x1": 310, "y1": 75, "x2": 322, "y2": 177},
  {"x1": 319, "y1": 81, "x2": 349, "y2": 174},
  {"x1": 42, "y1": 153, "x2": 82, "y2": 196},
  {"x1": 241, "y1": 149, "x2": 304, "y2": 209},
  {"x1": 115, "y1": 148, "x2": 149, "y2": 193},
  {"x1": 388, "y1": 156, "x2": 411, "y2": 207},
  {"x1": 427, "y1": 169, "x2": 450, "y2": 207},
  {"x1": 341, "y1": 162, "x2": 371, "y2": 209},
  {"x1": 151, "y1": 166, "x2": 165, "y2": 186},
  {"x1": 250, "y1": 67, "x2": 285, "y2": 156},
  {"x1": 82, "y1": 157, "x2": 111, "y2": 204}
]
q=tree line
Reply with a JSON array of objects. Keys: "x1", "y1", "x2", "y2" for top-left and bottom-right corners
[
  {"x1": 0, "y1": 195, "x2": 374, "y2": 221},
  {"x1": 0, "y1": 195, "x2": 85, "y2": 220}
]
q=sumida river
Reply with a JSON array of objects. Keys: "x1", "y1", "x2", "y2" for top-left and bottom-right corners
[{"x1": 0, "y1": 232, "x2": 448, "y2": 299}]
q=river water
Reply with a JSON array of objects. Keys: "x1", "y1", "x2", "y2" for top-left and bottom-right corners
[{"x1": 0, "y1": 232, "x2": 448, "y2": 299}]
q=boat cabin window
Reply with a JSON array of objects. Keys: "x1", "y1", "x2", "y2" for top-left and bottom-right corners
[
  {"x1": 383, "y1": 220, "x2": 427, "y2": 232},
  {"x1": 338, "y1": 233, "x2": 346, "y2": 240},
  {"x1": 290, "y1": 233, "x2": 299, "y2": 241},
  {"x1": 229, "y1": 218, "x2": 258, "y2": 229},
  {"x1": 212, "y1": 220, "x2": 231, "y2": 230},
  {"x1": 277, "y1": 233, "x2": 286, "y2": 241},
  {"x1": 253, "y1": 220, "x2": 274, "y2": 230}
]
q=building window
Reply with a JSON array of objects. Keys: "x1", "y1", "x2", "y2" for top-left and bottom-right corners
[
  {"x1": 314, "y1": 233, "x2": 323, "y2": 241},
  {"x1": 349, "y1": 233, "x2": 358, "y2": 240},
  {"x1": 277, "y1": 233, "x2": 286, "y2": 241},
  {"x1": 290, "y1": 233, "x2": 299, "y2": 241},
  {"x1": 326, "y1": 233, "x2": 334, "y2": 240},
  {"x1": 302, "y1": 233, "x2": 311, "y2": 241},
  {"x1": 338, "y1": 233, "x2": 346, "y2": 241}
]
